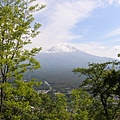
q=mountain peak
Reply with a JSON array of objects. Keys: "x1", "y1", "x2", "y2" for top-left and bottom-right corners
[{"x1": 44, "y1": 43, "x2": 81, "y2": 53}]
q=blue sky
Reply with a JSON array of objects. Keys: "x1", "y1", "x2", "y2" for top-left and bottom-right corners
[{"x1": 30, "y1": 0, "x2": 120, "y2": 59}]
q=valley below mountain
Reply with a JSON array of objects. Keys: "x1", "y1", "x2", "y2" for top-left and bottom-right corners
[{"x1": 25, "y1": 43, "x2": 115, "y2": 92}]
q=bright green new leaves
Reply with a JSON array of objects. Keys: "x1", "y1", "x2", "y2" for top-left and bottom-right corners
[
  {"x1": 0, "y1": 0, "x2": 45, "y2": 116},
  {"x1": 0, "y1": 0, "x2": 45, "y2": 83},
  {"x1": 53, "y1": 94, "x2": 70, "y2": 120},
  {"x1": 70, "y1": 88, "x2": 93, "y2": 120},
  {"x1": 36, "y1": 93, "x2": 70, "y2": 120},
  {"x1": 1, "y1": 80, "x2": 42, "y2": 120}
]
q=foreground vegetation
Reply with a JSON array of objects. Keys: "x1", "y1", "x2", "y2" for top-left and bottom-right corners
[
  {"x1": 1, "y1": 61, "x2": 120, "y2": 120},
  {"x1": 0, "y1": 0, "x2": 120, "y2": 120}
]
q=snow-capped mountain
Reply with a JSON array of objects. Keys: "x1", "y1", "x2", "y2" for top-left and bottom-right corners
[
  {"x1": 26, "y1": 43, "x2": 116, "y2": 91},
  {"x1": 44, "y1": 43, "x2": 81, "y2": 53}
]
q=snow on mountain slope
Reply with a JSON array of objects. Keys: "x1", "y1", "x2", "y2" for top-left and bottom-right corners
[{"x1": 44, "y1": 43, "x2": 81, "y2": 53}]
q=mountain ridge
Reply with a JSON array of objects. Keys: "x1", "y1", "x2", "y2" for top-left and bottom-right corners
[
  {"x1": 43, "y1": 43, "x2": 82, "y2": 53},
  {"x1": 25, "y1": 43, "x2": 117, "y2": 91}
]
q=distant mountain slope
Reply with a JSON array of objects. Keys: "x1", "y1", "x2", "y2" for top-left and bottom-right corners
[{"x1": 25, "y1": 43, "x2": 114, "y2": 91}]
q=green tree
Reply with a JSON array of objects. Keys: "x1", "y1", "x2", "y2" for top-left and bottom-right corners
[
  {"x1": 1, "y1": 80, "x2": 42, "y2": 120},
  {"x1": 73, "y1": 62, "x2": 120, "y2": 120},
  {"x1": 53, "y1": 94, "x2": 70, "y2": 120},
  {"x1": 0, "y1": 0, "x2": 45, "y2": 115},
  {"x1": 37, "y1": 93, "x2": 70, "y2": 120},
  {"x1": 69, "y1": 88, "x2": 93, "y2": 120}
]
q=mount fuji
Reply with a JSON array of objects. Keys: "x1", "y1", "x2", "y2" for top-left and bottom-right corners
[
  {"x1": 44, "y1": 43, "x2": 81, "y2": 53},
  {"x1": 25, "y1": 43, "x2": 115, "y2": 91}
]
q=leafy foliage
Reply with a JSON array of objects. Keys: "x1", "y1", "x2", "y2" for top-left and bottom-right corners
[
  {"x1": 1, "y1": 0, "x2": 120, "y2": 119},
  {"x1": 69, "y1": 88, "x2": 93, "y2": 120},
  {"x1": 0, "y1": 0, "x2": 45, "y2": 83},
  {"x1": 0, "y1": 0, "x2": 45, "y2": 116},
  {"x1": 36, "y1": 93, "x2": 70, "y2": 120},
  {"x1": 73, "y1": 61, "x2": 120, "y2": 120},
  {"x1": 1, "y1": 80, "x2": 42, "y2": 120}
]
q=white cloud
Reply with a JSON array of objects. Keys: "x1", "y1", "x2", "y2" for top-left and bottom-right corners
[
  {"x1": 114, "y1": 45, "x2": 120, "y2": 51},
  {"x1": 115, "y1": 0, "x2": 120, "y2": 4},
  {"x1": 98, "y1": 0, "x2": 120, "y2": 5},
  {"x1": 28, "y1": 0, "x2": 120, "y2": 59},
  {"x1": 106, "y1": 38, "x2": 120, "y2": 44},
  {"x1": 31, "y1": 0, "x2": 98, "y2": 49},
  {"x1": 104, "y1": 28, "x2": 120, "y2": 38},
  {"x1": 72, "y1": 43, "x2": 120, "y2": 59}
]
